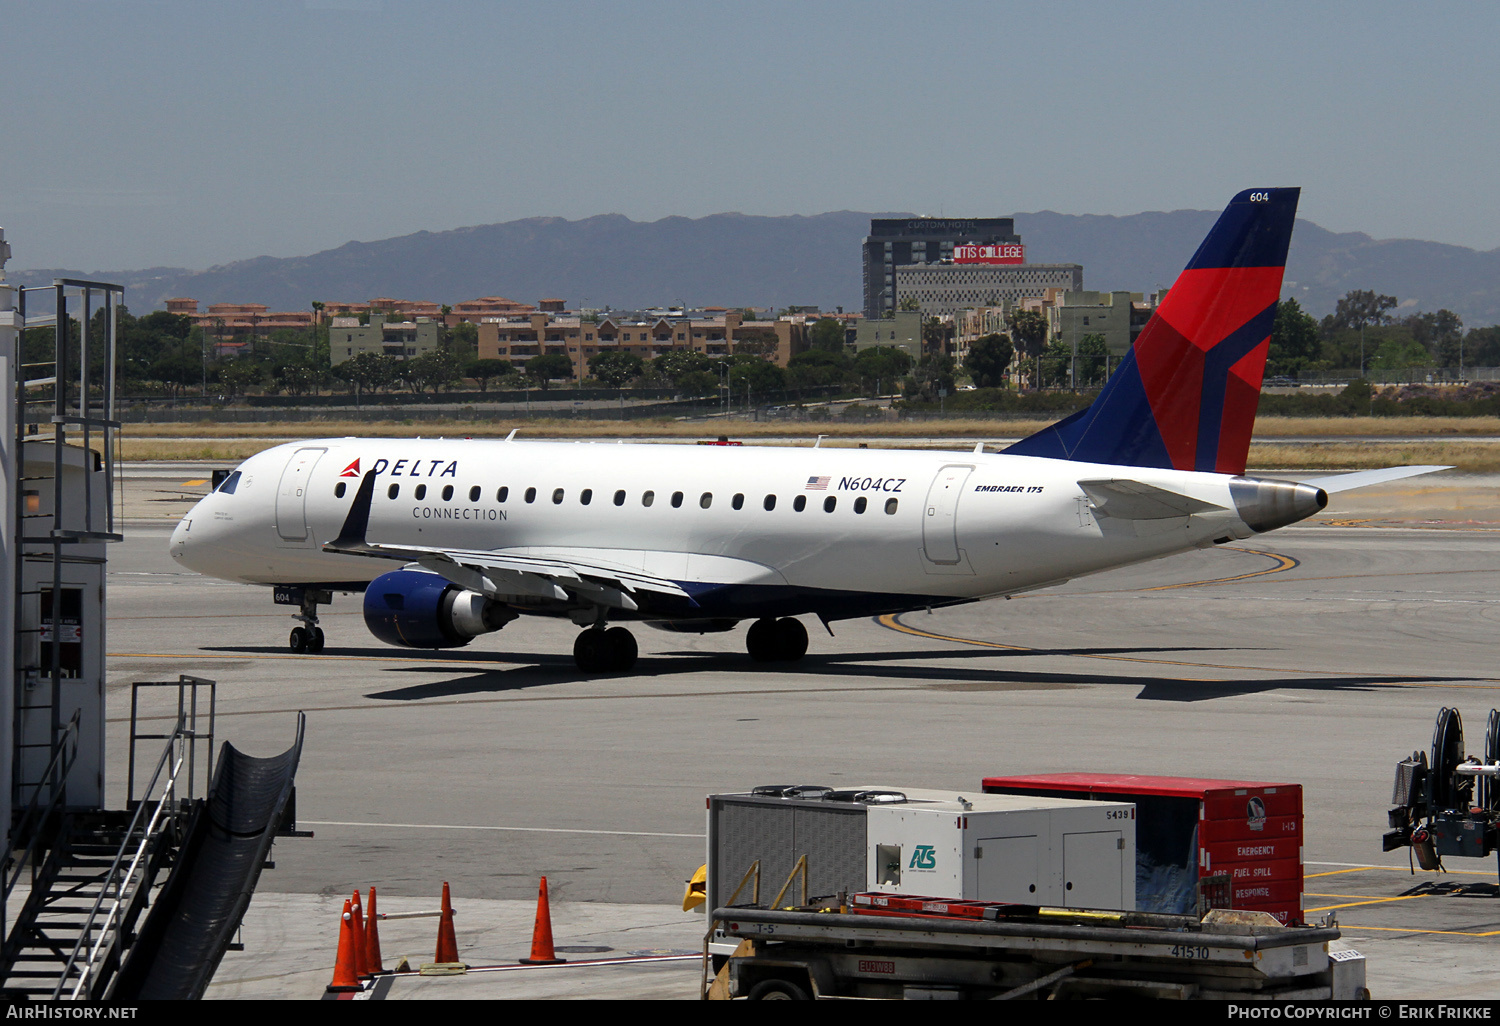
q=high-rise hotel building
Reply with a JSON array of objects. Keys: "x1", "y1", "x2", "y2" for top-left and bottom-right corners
[{"x1": 861, "y1": 217, "x2": 1021, "y2": 318}]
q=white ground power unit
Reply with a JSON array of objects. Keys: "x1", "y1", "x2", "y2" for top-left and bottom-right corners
[{"x1": 865, "y1": 793, "x2": 1137, "y2": 910}]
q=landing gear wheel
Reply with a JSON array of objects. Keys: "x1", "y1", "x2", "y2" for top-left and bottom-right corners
[
  {"x1": 574, "y1": 629, "x2": 606, "y2": 673},
  {"x1": 773, "y1": 617, "x2": 808, "y2": 662},
  {"x1": 603, "y1": 626, "x2": 637, "y2": 672},
  {"x1": 746, "y1": 618, "x2": 778, "y2": 662},
  {"x1": 746, "y1": 617, "x2": 808, "y2": 663},
  {"x1": 575, "y1": 627, "x2": 638, "y2": 673},
  {"x1": 285, "y1": 589, "x2": 330, "y2": 655}
]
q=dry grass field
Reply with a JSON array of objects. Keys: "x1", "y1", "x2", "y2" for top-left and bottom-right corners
[{"x1": 115, "y1": 415, "x2": 1500, "y2": 469}]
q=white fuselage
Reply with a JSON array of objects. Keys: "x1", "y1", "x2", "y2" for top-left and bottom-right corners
[{"x1": 170, "y1": 437, "x2": 1263, "y2": 622}]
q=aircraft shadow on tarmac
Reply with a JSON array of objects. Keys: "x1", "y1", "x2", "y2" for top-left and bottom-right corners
[{"x1": 253, "y1": 643, "x2": 1471, "y2": 704}]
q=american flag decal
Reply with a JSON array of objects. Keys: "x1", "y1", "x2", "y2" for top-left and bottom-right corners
[{"x1": 806, "y1": 476, "x2": 830, "y2": 491}]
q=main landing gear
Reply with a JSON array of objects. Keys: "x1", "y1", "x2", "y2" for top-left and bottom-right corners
[
  {"x1": 288, "y1": 591, "x2": 327, "y2": 654},
  {"x1": 573, "y1": 626, "x2": 638, "y2": 673},
  {"x1": 745, "y1": 617, "x2": 808, "y2": 663}
]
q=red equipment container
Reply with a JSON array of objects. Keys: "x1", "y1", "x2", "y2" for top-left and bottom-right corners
[{"x1": 981, "y1": 773, "x2": 1303, "y2": 924}]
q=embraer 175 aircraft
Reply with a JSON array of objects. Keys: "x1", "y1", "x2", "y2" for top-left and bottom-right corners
[{"x1": 170, "y1": 188, "x2": 1442, "y2": 672}]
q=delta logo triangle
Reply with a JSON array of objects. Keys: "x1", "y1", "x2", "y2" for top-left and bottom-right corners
[{"x1": 339, "y1": 458, "x2": 360, "y2": 478}]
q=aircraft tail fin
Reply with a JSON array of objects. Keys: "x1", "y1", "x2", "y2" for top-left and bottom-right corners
[{"x1": 1005, "y1": 188, "x2": 1300, "y2": 474}]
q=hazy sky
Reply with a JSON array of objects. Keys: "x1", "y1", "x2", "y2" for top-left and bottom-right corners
[{"x1": 3, "y1": 0, "x2": 1497, "y2": 271}]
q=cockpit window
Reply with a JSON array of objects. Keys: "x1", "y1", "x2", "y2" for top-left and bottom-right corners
[{"x1": 216, "y1": 471, "x2": 242, "y2": 495}]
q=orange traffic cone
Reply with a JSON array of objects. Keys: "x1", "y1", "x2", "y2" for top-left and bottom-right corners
[
  {"x1": 365, "y1": 886, "x2": 384, "y2": 974},
  {"x1": 325, "y1": 898, "x2": 361, "y2": 992},
  {"x1": 434, "y1": 881, "x2": 459, "y2": 964},
  {"x1": 350, "y1": 889, "x2": 370, "y2": 977},
  {"x1": 520, "y1": 876, "x2": 566, "y2": 964}
]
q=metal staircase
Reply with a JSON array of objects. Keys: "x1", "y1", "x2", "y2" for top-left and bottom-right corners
[
  {"x1": 1, "y1": 679, "x2": 213, "y2": 999},
  {"x1": 0, "y1": 809, "x2": 169, "y2": 999}
]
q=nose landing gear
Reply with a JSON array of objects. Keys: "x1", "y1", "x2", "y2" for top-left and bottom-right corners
[
  {"x1": 289, "y1": 625, "x2": 324, "y2": 654},
  {"x1": 282, "y1": 588, "x2": 331, "y2": 653}
]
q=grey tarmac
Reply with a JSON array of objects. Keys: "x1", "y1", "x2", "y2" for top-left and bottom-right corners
[{"x1": 100, "y1": 468, "x2": 1500, "y2": 998}]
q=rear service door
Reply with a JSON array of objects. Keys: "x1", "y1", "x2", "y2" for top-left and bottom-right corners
[
  {"x1": 1063, "y1": 830, "x2": 1125, "y2": 909},
  {"x1": 276, "y1": 447, "x2": 327, "y2": 542},
  {"x1": 975, "y1": 834, "x2": 1041, "y2": 903},
  {"x1": 922, "y1": 464, "x2": 973, "y2": 564}
]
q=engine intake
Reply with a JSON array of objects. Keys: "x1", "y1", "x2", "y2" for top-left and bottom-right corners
[{"x1": 363, "y1": 568, "x2": 516, "y2": 648}]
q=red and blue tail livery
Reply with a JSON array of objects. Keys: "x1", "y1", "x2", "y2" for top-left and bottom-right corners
[{"x1": 1006, "y1": 188, "x2": 1300, "y2": 474}]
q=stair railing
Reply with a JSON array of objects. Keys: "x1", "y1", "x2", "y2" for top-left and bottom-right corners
[
  {"x1": 54, "y1": 713, "x2": 189, "y2": 1000},
  {"x1": 2, "y1": 711, "x2": 80, "y2": 911}
]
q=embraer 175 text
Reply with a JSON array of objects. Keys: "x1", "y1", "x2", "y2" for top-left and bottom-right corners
[{"x1": 170, "y1": 189, "x2": 1444, "y2": 672}]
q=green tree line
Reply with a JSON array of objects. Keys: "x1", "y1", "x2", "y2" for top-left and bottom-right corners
[{"x1": 1270, "y1": 290, "x2": 1500, "y2": 377}]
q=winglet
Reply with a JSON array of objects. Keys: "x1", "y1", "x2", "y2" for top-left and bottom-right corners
[{"x1": 325, "y1": 470, "x2": 378, "y2": 553}]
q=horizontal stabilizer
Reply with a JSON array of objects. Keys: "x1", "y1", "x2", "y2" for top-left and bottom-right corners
[
  {"x1": 1299, "y1": 465, "x2": 1452, "y2": 494},
  {"x1": 1078, "y1": 479, "x2": 1226, "y2": 521}
]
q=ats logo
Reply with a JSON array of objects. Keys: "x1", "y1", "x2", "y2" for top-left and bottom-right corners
[
  {"x1": 339, "y1": 458, "x2": 361, "y2": 478},
  {"x1": 908, "y1": 845, "x2": 937, "y2": 871}
]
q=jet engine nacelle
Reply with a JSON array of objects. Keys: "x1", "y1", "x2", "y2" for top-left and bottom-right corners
[{"x1": 363, "y1": 568, "x2": 516, "y2": 649}]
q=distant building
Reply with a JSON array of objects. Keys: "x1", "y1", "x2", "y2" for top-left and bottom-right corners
[
  {"x1": 329, "y1": 316, "x2": 442, "y2": 366},
  {"x1": 163, "y1": 299, "x2": 314, "y2": 340},
  {"x1": 862, "y1": 217, "x2": 1021, "y2": 319},
  {"x1": 894, "y1": 262, "x2": 1084, "y2": 317},
  {"x1": 951, "y1": 289, "x2": 1164, "y2": 384},
  {"x1": 852, "y1": 311, "x2": 925, "y2": 361},
  {"x1": 952, "y1": 305, "x2": 1017, "y2": 365},
  {"x1": 319, "y1": 296, "x2": 536, "y2": 326},
  {"x1": 1047, "y1": 290, "x2": 1160, "y2": 357},
  {"x1": 450, "y1": 297, "x2": 536, "y2": 323},
  {"x1": 322, "y1": 297, "x2": 446, "y2": 323},
  {"x1": 477, "y1": 309, "x2": 809, "y2": 381}
]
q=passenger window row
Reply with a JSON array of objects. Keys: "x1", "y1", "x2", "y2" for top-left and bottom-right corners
[{"x1": 335, "y1": 480, "x2": 898, "y2": 514}]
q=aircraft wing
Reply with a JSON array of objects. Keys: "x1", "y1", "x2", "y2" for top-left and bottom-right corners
[
  {"x1": 322, "y1": 472, "x2": 693, "y2": 611},
  {"x1": 1298, "y1": 465, "x2": 1452, "y2": 494}
]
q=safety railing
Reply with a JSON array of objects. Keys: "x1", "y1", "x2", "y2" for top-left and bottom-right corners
[
  {"x1": 1, "y1": 711, "x2": 80, "y2": 909},
  {"x1": 128, "y1": 676, "x2": 216, "y2": 807},
  {"x1": 54, "y1": 713, "x2": 192, "y2": 1000}
]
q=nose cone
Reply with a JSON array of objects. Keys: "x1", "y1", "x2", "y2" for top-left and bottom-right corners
[
  {"x1": 170, "y1": 495, "x2": 214, "y2": 572},
  {"x1": 1229, "y1": 476, "x2": 1328, "y2": 533},
  {"x1": 169, "y1": 513, "x2": 194, "y2": 568}
]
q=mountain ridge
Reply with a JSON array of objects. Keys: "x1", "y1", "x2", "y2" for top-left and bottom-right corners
[{"x1": 10, "y1": 209, "x2": 1499, "y2": 327}]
